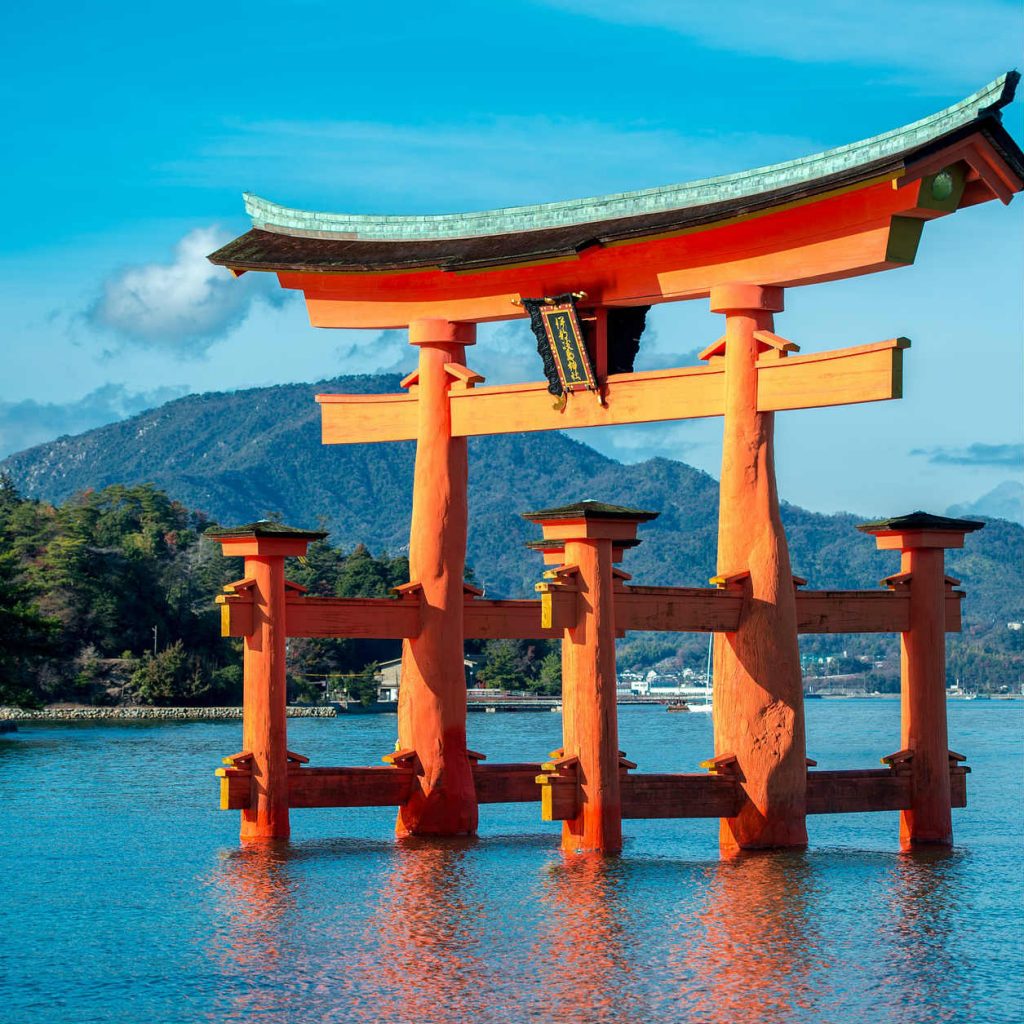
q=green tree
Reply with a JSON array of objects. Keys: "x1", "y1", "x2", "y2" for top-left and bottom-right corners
[
  {"x1": 129, "y1": 641, "x2": 208, "y2": 705},
  {"x1": 534, "y1": 650, "x2": 562, "y2": 695},
  {"x1": 0, "y1": 548, "x2": 59, "y2": 706}
]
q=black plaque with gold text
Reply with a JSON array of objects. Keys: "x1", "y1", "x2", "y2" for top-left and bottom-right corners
[{"x1": 538, "y1": 303, "x2": 596, "y2": 392}]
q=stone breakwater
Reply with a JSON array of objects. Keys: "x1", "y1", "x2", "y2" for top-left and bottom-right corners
[{"x1": 0, "y1": 706, "x2": 336, "y2": 721}]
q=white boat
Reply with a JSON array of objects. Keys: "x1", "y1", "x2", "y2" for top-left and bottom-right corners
[{"x1": 689, "y1": 635, "x2": 714, "y2": 713}]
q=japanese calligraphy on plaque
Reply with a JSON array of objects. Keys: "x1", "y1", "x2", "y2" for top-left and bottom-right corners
[{"x1": 523, "y1": 294, "x2": 598, "y2": 401}]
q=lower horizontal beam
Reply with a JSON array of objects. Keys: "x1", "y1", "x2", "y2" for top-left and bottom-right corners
[
  {"x1": 285, "y1": 597, "x2": 420, "y2": 639},
  {"x1": 796, "y1": 590, "x2": 963, "y2": 633},
  {"x1": 464, "y1": 601, "x2": 561, "y2": 640},
  {"x1": 620, "y1": 773, "x2": 743, "y2": 819},
  {"x1": 288, "y1": 766, "x2": 417, "y2": 808},
  {"x1": 218, "y1": 763, "x2": 968, "y2": 816},
  {"x1": 806, "y1": 768, "x2": 910, "y2": 814},
  {"x1": 805, "y1": 766, "x2": 968, "y2": 814},
  {"x1": 616, "y1": 587, "x2": 743, "y2": 633},
  {"x1": 222, "y1": 588, "x2": 963, "y2": 642},
  {"x1": 219, "y1": 763, "x2": 546, "y2": 810},
  {"x1": 473, "y1": 763, "x2": 544, "y2": 803}
]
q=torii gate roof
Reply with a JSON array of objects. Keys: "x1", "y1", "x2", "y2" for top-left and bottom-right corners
[{"x1": 209, "y1": 74, "x2": 1023, "y2": 328}]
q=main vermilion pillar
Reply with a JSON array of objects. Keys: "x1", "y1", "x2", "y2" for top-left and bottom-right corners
[
  {"x1": 858, "y1": 512, "x2": 983, "y2": 849},
  {"x1": 710, "y1": 283, "x2": 807, "y2": 854},
  {"x1": 210, "y1": 523, "x2": 324, "y2": 840},
  {"x1": 396, "y1": 318, "x2": 478, "y2": 836}
]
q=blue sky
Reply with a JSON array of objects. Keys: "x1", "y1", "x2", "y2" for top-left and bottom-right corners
[{"x1": 1, "y1": 0, "x2": 1021, "y2": 518}]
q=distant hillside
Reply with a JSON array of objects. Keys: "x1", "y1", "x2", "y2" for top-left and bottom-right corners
[
  {"x1": 3, "y1": 375, "x2": 1021, "y2": 663},
  {"x1": 949, "y1": 480, "x2": 1024, "y2": 527}
]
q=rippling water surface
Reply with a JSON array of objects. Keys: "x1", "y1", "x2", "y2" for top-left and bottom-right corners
[{"x1": 2, "y1": 701, "x2": 1022, "y2": 1023}]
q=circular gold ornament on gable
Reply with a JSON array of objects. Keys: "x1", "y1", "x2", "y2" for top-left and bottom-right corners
[{"x1": 931, "y1": 169, "x2": 956, "y2": 201}]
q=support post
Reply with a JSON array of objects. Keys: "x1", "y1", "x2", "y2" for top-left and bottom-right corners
[
  {"x1": 209, "y1": 523, "x2": 325, "y2": 840},
  {"x1": 709, "y1": 283, "x2": 807, "y2": 853},
  {"x1": 524, "y1": 501, "x2": 657, "y2": 854},
  {"x1": 397, "y1": 318, "x2": 478, "y2": 836},
  {"x1": 858, "y1": 512, "x2": 983, "y2": 848}
]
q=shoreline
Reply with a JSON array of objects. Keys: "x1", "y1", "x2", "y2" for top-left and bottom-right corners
[
  {"x1": 2, "y1": 694, "x2": 1020, "y2": 724},
  {"x1": 0, "y1": 705, "x2": 336, "y2": 722}
]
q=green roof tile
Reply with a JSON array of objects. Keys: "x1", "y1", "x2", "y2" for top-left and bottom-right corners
[
  {"x1": 522, "y1": 499, "x2": 660, "y2": 522},
  {"x1": 856, "y1": 511, "x2": 985, "y2": 534},
  {"x1": 206, "y1": 520, "x2": 328, "y2": 540}
]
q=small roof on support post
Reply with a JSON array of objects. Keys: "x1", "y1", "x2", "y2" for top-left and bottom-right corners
[
  {"x1": 523, "y1": 500, "x2": 659, "y2": 543},
  {"x1": 857, "y1": 510, "x2": 984, "y2": 550},
  {"x1": 207, "y1": 520, "x2": 328, "y2": 557},
  {"x1": 206, "y1": 521, "x2": 329, "y2": 541},
  {"x1": 522, "y1": 499, "x2": 659, "y2": 523}
]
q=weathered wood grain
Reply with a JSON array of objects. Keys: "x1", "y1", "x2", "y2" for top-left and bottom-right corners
[
  {"x1": 806, "y1": 769, "x2": 911, "y2": 814},
  {"x1": 464, "y1": 599, "x2": 561, "y2": 639},
  {"x1": 620, "y1": 773, "x2": 743, "y2": 819},
  {"x1": 287, "y1": 766, "x2": 416, "y2": 808},
  {"x1": 472, "y1": 763, "x2": 544, "y2": 803},
  {"x1": 284, "y1": 596, "x2": 420, "y2": 639},
  {"x1": 616, "y1": 587, "x2": 743, "y2": 633}
]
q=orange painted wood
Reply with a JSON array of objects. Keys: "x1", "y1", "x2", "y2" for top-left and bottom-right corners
[
  {"x1": 756, "y1": 338, "x2": 907, "y2": 411},
  {"x1": 463, "y1": 599, "x2": 562, "y2": 639},
  {"x1": 615, "y1": 587, "x2": 743, "y2": 633},
  {"x1": 214, "y1": 586, "x2": 963, "y2": 641},
  {"x1": 538, "y1": 775, "x2": 580, "y2": 822},
  {"x1": 317, "y1": 342, "x2": 904, "y2": 446},
  {"x1": 396, "y1": 322, "x2": 478, "y2": 836},
  {"x1": 712, "y1": 284, "x2": 808, "y2": 853},
  {"x1": 317, "y1": 391, "x2": 417, "y2": 444},
  {"x1": 287, "y1": 766, "x2": 415, "y2": 808},
  {"x1": 950, "y1": 767, "x2": 969, "y2": 809},
  {"x1": 239, "y1": 554, "x2": 291, "y2": 840},
  {"x1": 471, "y1": 763, "x2": 545, "y2": 803},
  {"x1": 217, "y1": 768, "x2": 252, "y2": 810},
  {"x1": 796, "y1": 591, "x2": 910, "y2": 633},
  {"x1": 306, "y1": 292, "x2": 525, "y2": 329},
  {"x1": 217, "y1": 593, "x2": 254, "y2": 637},
  {"x1": 899, "y1": 546, "x2": 953, "y2": 848},
  {"x1": 656, "y1": 221, "x2": 910, "y2": 301},
  {"x1": 874, "y1": 530, "x2": 967, "y2": 550},
  {"x1": 560, "y1": 535, "x2": 623, "y2": 854},
  {"x1": 794, "y1": 590, "x2": 963, "y2": 633},
  {"x1": 620, "y1": 773, "x2": 743, "y2": 819},
  {"x1": 281, "y1": 175, "x2": 940, "y2": 328},
  {"x1": 283, "y1": 595, "x2": 420, "y2": 638},
  {"x1": 449, "y1": 364, "x2": 724, "y2": 437},
  {"x1": 805, "y1": 769, "x2": 911, "y2": 814}
]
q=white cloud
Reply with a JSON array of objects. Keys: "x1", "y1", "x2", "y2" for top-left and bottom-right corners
[
  {"x1": 88, "y1": 226, "x2": 290, "y2": 353},
  {"x1": 0, "y1": 383, "x2": 189, "y2": 459},
  {"x1": 536, "y1": 1, "x2": 1021, "y2": 86}
]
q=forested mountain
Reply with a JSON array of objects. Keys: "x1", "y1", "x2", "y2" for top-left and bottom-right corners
[{"x1": 2, "y1": 375, "x2": 1020, "y2": 694}]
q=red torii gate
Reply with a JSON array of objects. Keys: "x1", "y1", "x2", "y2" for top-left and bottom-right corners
[{"x1": 208, "y1": 75, "x2": 1022, "y2": 854}]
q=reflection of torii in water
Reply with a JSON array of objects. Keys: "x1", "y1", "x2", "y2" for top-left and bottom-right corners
[{"x1": 208, "y1": 74, "x2": 1020, "y2": 855}]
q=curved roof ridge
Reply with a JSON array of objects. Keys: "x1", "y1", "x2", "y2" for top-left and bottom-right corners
[{"x1": 244, "y1": 73, "x2": 1018, "y2": 243}]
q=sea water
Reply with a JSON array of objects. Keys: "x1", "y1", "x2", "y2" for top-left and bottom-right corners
[{"x1": 1, "y1": 701, "x2": 1021, "y2": 1024}]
